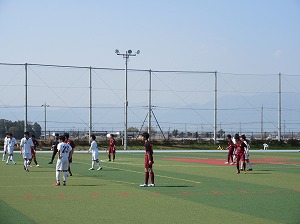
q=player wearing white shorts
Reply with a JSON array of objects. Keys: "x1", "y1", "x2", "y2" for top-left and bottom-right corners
[
  {"x1": 88, "y1": 134, "x2": 102, "y2": 171},
  {"x1": 2, "y1": 133, "x2": 9, "y2": 161},
  {"x1": 54, "y1": 136, "x2": 72, "y2": 186},
  {"x1": 20, "y1": 132, "x2": 34, "y2": 172},
  {"x1": 240, "y1": 134, "x2": 253, "y2": 171},
  {"x1": 5, "y1": 133, "x2": 18, "y2": 165}
]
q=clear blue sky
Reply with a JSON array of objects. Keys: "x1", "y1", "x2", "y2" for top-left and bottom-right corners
[
  {"x1": 1, "y1": 0, "x2": 299, "y2": 73},
  {"x1": 0, "y1": 0, "x2": 299, "y2": 133}
]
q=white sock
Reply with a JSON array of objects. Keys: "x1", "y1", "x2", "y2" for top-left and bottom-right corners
[
  {"x1": 248, "y1": 161, "x2": 252, "y2": 169},
  {"x1": 91, "y1": 161, "x2": 95, "y2": 169},
  {"x1": 97, "y1": 161, "x2": 101, "y2": 168},
  {"x1": 11, "y1": 156, "x2": 15, "y2": 163},
  {"x1": 56, "y1": 171, "x2": 60, "y2": 183},
  {"x1": 63, "y1": 172, "x2": 67, "y2": 182},
  {"x1": 24, "y1": 160, "x2": 28, "y2": 170},
  {"x1": 6, "y1": 156, "x2": 10, "y2": 163},
  {"x1": 2, "y1": 153, "x2": 5, "y2": 160}
]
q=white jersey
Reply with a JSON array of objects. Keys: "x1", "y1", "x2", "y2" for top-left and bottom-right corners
[
  {"x1": 6, "y1": 137, "x2": 18, "y2": 154},
  {"x1": 57, "y1": 142, "x2": 72, "y2": 160},
  {"x1": 4, "y1": 136, "x2": 8, "y2": 151},
  {"x1": 243, "y1": 140, "x2": 249, "y2": 154},
  {"x1": 20, "y1": 138, "x2": 34, "y2": 154},
  {"x1": 89, "y1": 140, "x2": 99, "y2": 160}
]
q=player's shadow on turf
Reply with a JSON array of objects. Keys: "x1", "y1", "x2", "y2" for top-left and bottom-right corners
[
  {"x1": 29, "y1": 170, "x2": 53, "y2": 173},
  {"x1": 155, "y1": 185, "x2": 193, "y2": 188},
  {"x1": 247, "y1": 172, "x2": 271, "y2": 175}
]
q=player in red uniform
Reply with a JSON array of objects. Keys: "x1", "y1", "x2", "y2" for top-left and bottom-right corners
[
  {"x1": 140, "y1": 132, "x2": 155, "y2": 187},
  {"x1": 28, "y1": 135, "x2": 40, "y2": 167},
  {"x1": 225, "y1": 134, "x2": 235, "y2": 165},
  {"x1": 234, "y1": 133, "x2": 247, "y2": 174},
  {"x1": 108, "y1": 134, "x2": 116, "y2": 162},
  {"x1": 64, "y1": 133, "x2": 75, "y2": 176}
]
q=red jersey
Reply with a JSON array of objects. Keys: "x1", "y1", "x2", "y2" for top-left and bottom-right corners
[
  {"x1": 227, "y1": 139, "x2": 234, "y2": 151},
  {"x1": 65, "y1": 139, "x2": 75, "y2": 162},
  {"x1": 235, "y1": 141, "x2": 246, "y2": 155},
  {"x1": 65, "y1": 139, "x2": 75, "y2": 149},
  {"x1": 109, "y1": 138, "x2": 115, "y2": 150},
  {"x1": 144, "y1": 140, "x2": 153, "y2": 162}
]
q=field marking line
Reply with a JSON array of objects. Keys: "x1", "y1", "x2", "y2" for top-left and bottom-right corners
[{"x1": 75, "y1": 160, "x2": 202, "y2": 185}]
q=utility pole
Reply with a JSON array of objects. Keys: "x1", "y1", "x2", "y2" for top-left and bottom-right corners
[{"x1": 41, "y1": 102, "x2": 49, "y2": 139}]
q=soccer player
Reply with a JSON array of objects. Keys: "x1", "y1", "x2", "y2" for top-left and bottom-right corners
[
  {"x1": 140, "y1": 132, "x2": 155, "y2": 187},
  {"x1": 225, "y1": 134, "x2": 235, "y2": 165},
  {"x1": 20, "y1": 132, "x2": 34, "y2": 172},
  {"x1": 88, "y1": 134, "x2": 102, "y2": 171},
  {"x1": 5, "y1": 133, "x2": 18, "y2": 165},
  {"x1": 28, "y1": 135, "x2": 40, "y2": 167},
  {"x1": 2, "y1": 133, "x2": 9, "y2": 161},
  {"x1": 234, "y1": 133, "x2": 247, "y2": 174},
  {"x1": 108, "y1": 134, "x2": 116, "y2": 162},
  {"x1": 240, "y1": 134, "x2": 253, "y2": 171},
  {"x1": 64, "y1": 133, "x2": 75, "y2": 176},
  {"x1": 54, "y1": 136, "x2": 72, "y2": 186},
  {"x1": 49, "y1": 133, "x2": 59, "y2": 164}
]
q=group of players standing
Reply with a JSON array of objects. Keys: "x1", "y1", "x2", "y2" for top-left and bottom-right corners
[
  {"x1": 2, "y1": 130, "x2": 154, "y2": 187},
  {"x1": 225, "y1": 133, "x2": 253, "y2": 174},
  {"x1": 3, "y1": 132, "x2": 40, "y2": 169}
]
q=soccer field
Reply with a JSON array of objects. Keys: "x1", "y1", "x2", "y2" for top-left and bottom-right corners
[{"x1": 1, "y1": 151, "x2": 299, "y2": 224}]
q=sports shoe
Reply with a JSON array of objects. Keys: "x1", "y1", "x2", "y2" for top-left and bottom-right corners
[
  {"x1": 148, "y1": 184, "x2": 156, "y2": 187},
  {"x1": 97, "y1": 167, "x2": 102, "y2": 171},
  {"x1": 6, "y1": 162, "x2": 9, "y2": 165},
  {"x1": 25, "y1": 169, "x2": 29, "y2": 172},
  {"x1": 63, "y1": 182, "x2": 66, "y2": 186},
  {"x1": 240, "y1": 168, "x2": 243, "y2": 171},
  {"x1": 13, "y1": 162, "x2": 16, "y2": 165},
  {"x1": 225, "y1": 162, "x2": 229, "y2": 164},
  {"x1": 236, "y1": 171, "x2": 240, "y2": 174},
  {"x1": 53, "y1": 182, "x2": 60, "y2": 186},
  {"x1": 230, "y1": 162, "x2": 234, "y2": 165},
  {"x1": 36, "y1": 164, "x2": 40, "y2": 167},
  {"x1": 244, "y1": 170, "x2": 247, "y2": 174},
  {"x1": 247, "y1": 168, "x2": 253, "y2": 171},
  {"x1": 48, "y1": 161, "x2": 53, "y2": 164},
  {"x1": 88, "y1": 168, "x2": 94, "y2": 170},
  {"x1": 2, "y1": 159, "x2": 5, "y2": 162},
  {"x1": 140, "y1": 184, "x2": 148, "y2": 187},
  {"x1": 29, "y1": 165, "x2": 32, "y2": 168}
]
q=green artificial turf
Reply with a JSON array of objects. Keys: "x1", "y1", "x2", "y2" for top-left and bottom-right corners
[{"x1": 0, "y1": 151, "x2": 299, "y2": 224}]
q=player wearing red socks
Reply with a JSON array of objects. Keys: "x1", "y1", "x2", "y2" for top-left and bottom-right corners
[{"x1": 140, "y1": 132, "x2": 155, "y2": 187}]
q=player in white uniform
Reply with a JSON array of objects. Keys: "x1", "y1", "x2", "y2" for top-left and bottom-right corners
[
  {"x1": 2, "y1": 133, "x2": 9, "y2": 161},
  {"x1": 54, "y1": 136, "x2": 72, "y2": 186},
  {"x1": 88, "y1": 134, "x2": 102, "y2": 171},
  {"x1": 240, "y1": 134, "x2": 253, "y2": 171},
  {"x1": 5, "y1": 133, "x2": 18, "y2": 165},
  {"x1": 20, "y1": 132, "x2": 34, "y2": 172}
]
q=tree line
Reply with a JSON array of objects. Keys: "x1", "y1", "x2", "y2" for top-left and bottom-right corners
[{"x1": 0, "y1": 119, "x2": 42, "y2": 139}]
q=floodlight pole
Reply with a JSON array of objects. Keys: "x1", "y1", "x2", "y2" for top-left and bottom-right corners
[
  {"x1": 41, "y1": 102, "x2": 49, "y2": 139},
  {"x1": 115, "y1": 49, "x2": 140, "y2": 150}
]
